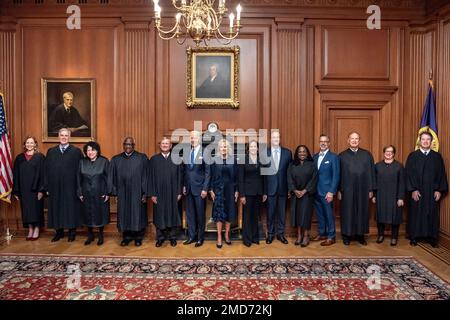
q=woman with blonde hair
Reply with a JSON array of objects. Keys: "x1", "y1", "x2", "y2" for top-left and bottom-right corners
[
  {"x1": 12, "y1": 136, "x2": 45, "y2": 240},
  {"x1": 210, "y1": 139, "x2": 239, "y2": 248}
]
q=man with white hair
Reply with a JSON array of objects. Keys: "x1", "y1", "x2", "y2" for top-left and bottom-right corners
[{"x1": 45, "y1": 128, "x2": 83, "y2": 242}]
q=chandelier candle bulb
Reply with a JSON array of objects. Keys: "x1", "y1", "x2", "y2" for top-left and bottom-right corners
[
  {"x1": 236, "y1": 4, "x2": 241, "y2": 21},
  {"x1": 176, "y1": 13, "x2": 181, "y2": 23},
  {"x1": 229, "y1": 13, "x2": 234, "y2": 30},
  {"x1": 153, "y1": 0, "x2": 159, "y2": 12},
  {"x1": 155, "y1": 5, "x2": 161, "y2": 19}
]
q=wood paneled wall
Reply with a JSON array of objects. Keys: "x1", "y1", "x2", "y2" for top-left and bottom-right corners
[{"x1": 1, "y1": 0, "x2": 449, "y2": 247}]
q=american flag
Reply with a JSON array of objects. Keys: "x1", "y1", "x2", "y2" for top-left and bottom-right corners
[{"x1": 0, "y1": 93, "x2": 13, "y2": 203}]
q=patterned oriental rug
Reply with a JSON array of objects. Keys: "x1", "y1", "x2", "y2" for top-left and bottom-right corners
[{"x1": 0, "y1": 255, "x2": 448, "y2": 300}]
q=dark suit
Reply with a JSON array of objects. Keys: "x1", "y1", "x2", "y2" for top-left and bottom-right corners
[
  {"x1": 196, "y1": 73, "x2": 229, "y2": 99},
  {"x1": 184, "y1": 147, "x2": 211, "y2": 241},
  {"x1": 313, "y1": 150, "x2": 340, "y2": 239},
  {"x1": 238, "y1": 157, "x2": 267, "y2": 244},
  {"x1": 265, "y1": 147, "x2": 292, "y2": 237},
  {"x1": 48, "y1": 104, "x2": 89, "y2": 136}
]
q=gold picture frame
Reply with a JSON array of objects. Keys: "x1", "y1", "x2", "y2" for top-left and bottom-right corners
[
  {"x1": 42, "y1": 78, "x2": 96, "y2": 142},
  {"x1": 186, "y1": 46, "x2": 240, "y2": 109}
]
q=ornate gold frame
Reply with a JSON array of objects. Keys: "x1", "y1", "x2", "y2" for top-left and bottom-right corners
[
  {"x1": 41, "y1": 78, "x2": 96, "y2": 143},
  {"x1": 186, "y1": 46, "x2": 240, "y2": 109}
]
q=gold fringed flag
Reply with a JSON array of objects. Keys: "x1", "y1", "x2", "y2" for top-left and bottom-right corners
[{"x1": 0, "y1": 93, "x2": 13, "y2": 203}]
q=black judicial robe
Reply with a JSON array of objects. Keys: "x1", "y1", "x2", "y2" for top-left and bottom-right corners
[
  {"x1": 77, "y1": 156, "x2": 111, "y2": 227},
  {"x1": 12, "y1": 153, "x2": 45, "y2": 227},
  {"x1": 110, "y1": 151, "x2": 148, "y2": 232},
  {"x1": 339, "y1": 148, "x2": 375, "y2": 236},
  {"x1": 287, "y1": 161, "x2": 318, "y2": 229},
  {"x1": 45, "y1": 145, "x2": 83, "y2": 229},
  {"x1": 405, "y1": 150, "x2": 448, "y2": 239},
  {"x1": 374, "y1": 160, "x2": 405, "y2": 225},
  {"x1": 148, "y1": 153, "x2": 182, "y2": 230}
]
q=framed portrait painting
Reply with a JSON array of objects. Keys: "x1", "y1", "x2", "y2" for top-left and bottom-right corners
[
  {"x1": 186, "y1": 46, "x2": 240, "y2": 108},
  {"x1": 42, "y1": 78, "x2": 96, "y2": 142}
]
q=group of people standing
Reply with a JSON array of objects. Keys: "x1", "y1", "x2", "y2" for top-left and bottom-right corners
[{"x1": 12, "y1": 128, "x2": 448, "y2": 249}]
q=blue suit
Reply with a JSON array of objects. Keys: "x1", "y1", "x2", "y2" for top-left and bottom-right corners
[
  {"x1": 313, "y1": 150, "x2": 340, "y2": 239},
  {"x1": 265, "y1": 147, "x2": 292, "y2": 237},
  {"x1": 184, "y1": 149, "x2": 211, "y2": 241}
]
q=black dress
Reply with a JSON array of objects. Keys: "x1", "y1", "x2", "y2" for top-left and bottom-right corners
[
  {"x1": 12, "y1": 153, "x2": 45, "y2": 228},
  {"x1": 374, "y1": 160, "x2": 405, "y2": 225},
  {"x1": 210, "y1": 158, "x2": 238, "y2": 223},
  {"x1": 287, "y1": 161, "x2": 318, "y2": 229},
  {"x1": 77, "y1": 156, "x2": 110, "y2": 228}
]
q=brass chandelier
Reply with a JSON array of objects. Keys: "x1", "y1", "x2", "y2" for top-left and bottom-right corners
[{"x1": 152, "y1": 0, "x2": 242, "y2": 45}]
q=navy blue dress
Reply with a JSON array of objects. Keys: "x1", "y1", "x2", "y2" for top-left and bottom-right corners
[{"x1": 211, "y1": 158, "x2": 238, "y2": 223}]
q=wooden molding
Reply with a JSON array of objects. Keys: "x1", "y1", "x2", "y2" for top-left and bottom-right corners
[{"x1": 315, "y1": 84, "x2": 399, "y2": 94}]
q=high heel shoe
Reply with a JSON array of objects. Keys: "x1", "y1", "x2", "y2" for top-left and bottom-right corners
[
  {"x1": 225, "y1": 240, "x2": 232, "y2": 245},
  {"x1": 216, "y1": 243, "x2": 223, "y2": 249}
]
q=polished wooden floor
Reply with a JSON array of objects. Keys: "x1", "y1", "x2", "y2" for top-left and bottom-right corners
[{"x1": 1, "y1": 233, "x2": 449, "y2": 282}]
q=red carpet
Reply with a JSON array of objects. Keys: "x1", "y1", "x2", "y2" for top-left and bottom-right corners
[{"x1": 0, "y1": 255, "x2": 448, "y2": 300}]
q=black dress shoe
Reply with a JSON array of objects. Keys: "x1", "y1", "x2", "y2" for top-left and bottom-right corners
[
  {"x1": 358, "y1": 238, "x2": 367, "y2": 246},
  {"x1": 390, "y1": 238, "x2": 398, "y2": 246},
  {"x1": 430, "y1": 239, "x2": 439, "y2": 248},
  {"x1": 252, "y1": 240, "x2": 260, "y2": 245},
  {"x1": 195, "y1": 240, "x2": 204, "y2": 247},
  {"x1": 243, "y1": 242, "x2": 251, "y2": 247},
  {"x1": 376, "y1": 235, "x2": 384, "y2": 244},
  {"x1": 410, "y1": 239, "x2": 418, "y2": 246},
  {"x1": 68, "y1": 235, "x2": 76, "y2": 242},
  {"x1": 135, "y1": 239, "x2": 142, "y2": 246},
  {"x1": 155, "y1": 240, "x2": 164, "y2": 247},
  {"x1": 343, "y1": 239, "x2": 350, "y2": 246},
  {"x1": 170, "y1": 239, "x2": 177, "y2": 247},
  {"x1": 51, "y1": 234, "x2": 63, "y2": 242},
  {"x1": 266, "y1": 236, "x2": 273, "y2": 244},
  {"x1": 294, "y1": 239, "x2": 301, "y2": 246},
  {"x1": 121, "y1": 239, "x2": 131, "y2": 246},
  {"x1": 276, "y1": 235, "x2": 288, "y2": 244},
  {"x1": 183, "y1": 238, "x2": 195, "y2": 245}
]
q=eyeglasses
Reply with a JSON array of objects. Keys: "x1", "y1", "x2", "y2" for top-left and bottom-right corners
[{"x1": 123, "y1": 143, "x2": 134, "y2": 146}]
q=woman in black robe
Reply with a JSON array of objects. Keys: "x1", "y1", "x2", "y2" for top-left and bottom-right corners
[
  {"x1": 77, "y1": 141, "x2": 110, "y2": 246},
  {"x1": 12, "y1": 136, "x2": 45, "y2": 240},
  {"x1": 372, "y1": 145, "x2": 405, "y2": 246},
  {"x1": 287, "y1": 145, "x2": 318, "y2": 247},
  {"x1": 210, "y1": 139, "x2": 239, "y2": 248}
]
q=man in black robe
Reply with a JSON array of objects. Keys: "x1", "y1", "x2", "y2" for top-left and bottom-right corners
[
  {"x1": 45, "y1": 128, "x2": 83, "y2": 242},
  {"x1": 149, "y1": 137, "x2": 183, "y2": 247},
  {"x1": 110, "y1": 137, "x2": 148, "y2": 246},
  {"x1": 405, "y1": 131, "x2": 448, "y2": 247},
  {"x1": 338, "y1": 132, "x2": 375, "y2": 246}
]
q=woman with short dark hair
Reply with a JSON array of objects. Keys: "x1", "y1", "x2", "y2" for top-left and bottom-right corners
[
  {"x1": 372, "y1": 145, "x2": 405, "y2": 246},
  {"x1": 77, "y1": 141, "x2": 110, "y2": 245}
]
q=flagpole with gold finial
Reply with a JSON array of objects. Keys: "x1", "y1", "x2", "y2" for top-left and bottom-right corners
[{"x1": 429, "y1": 68, "x2": 433, "y2": 87}]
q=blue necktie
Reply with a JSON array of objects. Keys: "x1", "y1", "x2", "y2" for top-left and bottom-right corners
[{"x1": 190, "y1": 149, "x2": 195, "y2": 168}]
